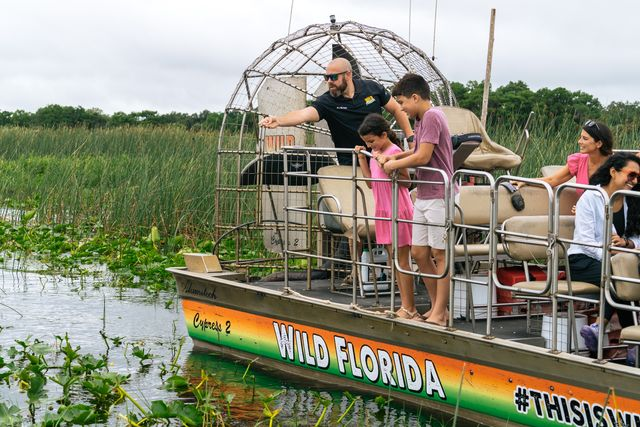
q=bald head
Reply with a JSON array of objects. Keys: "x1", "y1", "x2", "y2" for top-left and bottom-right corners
[{"x1": 326, "y1": 58, "x2": 352, "y2": 73}]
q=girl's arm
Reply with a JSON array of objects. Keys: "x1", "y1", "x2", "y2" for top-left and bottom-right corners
[
  {"x1": 539, "y1": 164, "x2": 573, "y2": 187},
  {"x1": 355, "y1": 146, "x2": 372, "y2": 188}
]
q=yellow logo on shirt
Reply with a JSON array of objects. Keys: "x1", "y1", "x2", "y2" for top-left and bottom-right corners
[{"x1": 364, "y1": 96, "x2": 375, "y2": 105}]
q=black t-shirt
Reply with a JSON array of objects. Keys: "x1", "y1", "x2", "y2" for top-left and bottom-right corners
[{"x1": 311, "y1": 79, "x2": 391, "y2": 150}]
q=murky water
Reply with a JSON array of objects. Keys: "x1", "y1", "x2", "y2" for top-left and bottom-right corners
[{"x1": 0, "y1": 265, "x2": 450, "y2": 426}]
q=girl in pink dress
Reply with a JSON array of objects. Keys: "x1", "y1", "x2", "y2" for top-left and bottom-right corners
[{"x1": 355, "y1": 114, "x2": 419, "y2": 321}]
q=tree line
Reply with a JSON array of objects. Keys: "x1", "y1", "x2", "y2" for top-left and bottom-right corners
[
  {"x1": 451, "y1": 80, "x2": 640, "y2": 128},
  {"x1": 1, "y1": 81, "x2": 639, "y2": 129}
]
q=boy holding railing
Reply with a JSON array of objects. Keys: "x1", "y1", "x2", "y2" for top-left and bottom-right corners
[{"x1": 378, "y1": 73, "x2": 456, "y2": 326}]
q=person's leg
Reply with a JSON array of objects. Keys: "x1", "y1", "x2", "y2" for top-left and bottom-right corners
[
  {"x1": 570, "y1": 254, "x2": 607, "y2": 352},
  {"x1": 425, "y1": 247, "x2": 449, "y2": 326},
  {"x1": 422, "y1": 200, "x2": 449, "y2": 325},
  {"x1": 412, "y1": 244, "x2": 437, "y2": 313},
  {"x1": 392, "y1": 244, "x2": 417, "y2": 317},
  {"x1": 411, "y1": 199, "x2": 436, "y2": 314}
]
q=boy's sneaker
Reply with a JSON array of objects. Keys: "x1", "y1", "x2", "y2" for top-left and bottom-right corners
[
  {"x1": 627, "y1": 347, "x2": 637, "y2": 367},
  {"x1": 580, "y1": 323, "x2": 599, "y2": 353}
]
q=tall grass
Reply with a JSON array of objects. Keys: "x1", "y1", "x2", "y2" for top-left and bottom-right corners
[
  {"x1": 488, "y1": 113, "x2": 640, "y2": 178},
  {"x1": 0, "y1": 118, "x2": 637, "y2": 241},
  {"x1": 0, "y1": 126, "x2": 218, "y2": 239}
]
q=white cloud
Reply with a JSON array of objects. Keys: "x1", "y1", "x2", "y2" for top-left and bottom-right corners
[{"x1": 1, "y1": 0, "x2": 638, "y2": 113}]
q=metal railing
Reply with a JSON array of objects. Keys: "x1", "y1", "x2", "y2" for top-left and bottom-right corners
[{"x1": 276, "y1": 145, "x2": 640, "y2": 364}]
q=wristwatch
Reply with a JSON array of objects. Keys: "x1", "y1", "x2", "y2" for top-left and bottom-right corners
[{"x1": 406, "y1": 135, "x2": 414, "y2": 143}]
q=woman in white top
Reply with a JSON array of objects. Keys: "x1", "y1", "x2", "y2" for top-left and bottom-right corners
[{"x1": 568, "y1": 152, "x2": 640, "y2": 354}]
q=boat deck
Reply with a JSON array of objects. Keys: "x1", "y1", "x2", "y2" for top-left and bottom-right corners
[{"x1": 255, "y1": 276, "x2": 547, "y2": 347}]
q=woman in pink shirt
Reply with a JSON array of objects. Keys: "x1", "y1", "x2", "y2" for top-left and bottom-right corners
[{"x1": 538, "y1": 120, "x2": 613, "y2": 194}]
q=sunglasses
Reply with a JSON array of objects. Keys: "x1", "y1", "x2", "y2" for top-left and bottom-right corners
[
  {"x1": 621, "y1": 168, "x2": 639, "y2": 182},
  {"x1": 323, "y1": 71, "x2": 348, "y2": 81},
  {"x1": 584, "y1": 119, "x2": 601, "y2": 133}
]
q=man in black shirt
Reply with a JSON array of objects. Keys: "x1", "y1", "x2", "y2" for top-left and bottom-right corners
[{"x1": 259, "y1": 58, "x2": 413, "y2": 165}]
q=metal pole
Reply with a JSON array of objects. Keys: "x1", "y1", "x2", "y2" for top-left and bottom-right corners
[{"x1": 480, "y1": 8, "x2": 496, "y2": 128}]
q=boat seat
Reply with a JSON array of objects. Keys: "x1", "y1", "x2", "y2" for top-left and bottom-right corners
[
  {"x1": 454, "y1": 243, "x2": 506, "y2": 257},
  {"x1": 514, "y1": 280, "x2": 599, "y2": 296},
  {"x1": 540, "y1": 165, "x2": 577, "y2": 182},
  {"x1": 620, "y1": 326, "x2": 640, "y2": 342},
  {"x1": 440, "y1": 106, "x2": 521, "y2": 172},
  {"x1": 503, "y1": 215, "x2": 598, "y2": 295},
  {"x1": 317, "y1": 165, "x2": 376, "y2": 240},
  {"x1": 610, "y1": 253, "x2": 640, "y2": 358},
  {"x1": 455, "y1": 185, "x2": 577, "y2": 225},
  {"x1": 610, "y1": 253, "x2": 640, "y2": 301}
]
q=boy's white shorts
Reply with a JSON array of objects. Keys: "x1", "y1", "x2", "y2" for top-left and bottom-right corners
[{"x1": 411, "y1": 198, "x2": 448, "y2": 249}]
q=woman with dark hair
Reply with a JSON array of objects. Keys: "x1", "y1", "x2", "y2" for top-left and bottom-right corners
[
  {"x1": 525, "y1": 120, "x2": 613, "y2": 196},
  {"x1": 567, "y1": 152, "x2": 640, "y2": 353}
]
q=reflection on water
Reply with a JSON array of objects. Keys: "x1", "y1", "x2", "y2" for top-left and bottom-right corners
[
  {"x1": 184, "y1": 352, "x2": 444, "y2": 426},
  {"x1": 0, "y1": 267, "x2": 450, "y2": 425}
]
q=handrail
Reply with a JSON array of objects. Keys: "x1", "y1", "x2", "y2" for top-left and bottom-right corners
[
  {"x1": 277, "y1": 144, "x2": 627, "y2": 361},
  {"x1": 491, "y1": 176, "x2": 555, "y2": 297},
  {"x1": 554, "y1": 182, "x2": 610, "y2": 358},
  {"x1": 605, "y1": 189, "x2": 640, "y2": 316},
  {"x1": 449, "y1": 169, "x2": 496, "y2": 334}
]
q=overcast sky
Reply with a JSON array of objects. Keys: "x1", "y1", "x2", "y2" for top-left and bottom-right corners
[{"x1": 1, "y1": 0, "x2": 638, "y2": 114}]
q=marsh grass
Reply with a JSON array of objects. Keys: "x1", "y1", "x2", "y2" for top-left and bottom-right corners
[
  {"x1": 0, "y1": 118, "x2": 638, "y2": 243},
  {"x1": 0, "y1": 126, "x2": 224, "y2": 240}
]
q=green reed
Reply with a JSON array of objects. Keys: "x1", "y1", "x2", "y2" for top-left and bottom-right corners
[
  {"x1": 487, "y1": 113, "x2": 640, "y2": 178},
  {"x1": 0, "y1": 126, "x2": 219, "y2": 240},
  {"x1": 0, "y1": 118, "x2": 638, "y2": 243}
]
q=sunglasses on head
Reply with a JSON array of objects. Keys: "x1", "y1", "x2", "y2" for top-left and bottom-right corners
[
  {"x1": 584, "y1": 119, "x2": 601, "y2": 132},
  {"x1": 323, "y1": 71, "x2": 348, "y2": 81}
]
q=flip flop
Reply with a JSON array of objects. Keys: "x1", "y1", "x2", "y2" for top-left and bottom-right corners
[{"x1": 397, "y1": 307, "x2": 425, "y2": 322}]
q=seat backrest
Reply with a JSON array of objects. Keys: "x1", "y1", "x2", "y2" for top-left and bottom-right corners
[
  {"x1": 502, "y1": 215, "x2": 575, "y2": 261},
  {"x1": 317, "y1": 165, "x2": 376, "y2": 240},
  {"x1": 439, "y1": 106, "x2": 521, "y2": 171},
  {"x1": 610, "y1": 253, "x2": 640, "y2": 301},
  {"x1": 455, "y1": 185, "x2": 578, "y2": 225}
]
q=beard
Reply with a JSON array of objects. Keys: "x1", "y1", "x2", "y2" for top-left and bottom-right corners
[{"x1": 329, "y1": 80, "x2": 348, "y2": 97}]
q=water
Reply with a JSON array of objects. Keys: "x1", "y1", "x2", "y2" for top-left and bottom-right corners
[{"x1": 0, "y1": 265, "x2": 450, "y2": 426}]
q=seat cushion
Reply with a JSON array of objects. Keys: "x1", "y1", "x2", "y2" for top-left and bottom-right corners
[
  {"x1": 620, "y1": 325, "x2": 640, "y2": 342},
  {"x1": 514, "y1": 280, "x2": 599, "y2": 296},
  {"x1": 454, "y1": 243, "x2": 506, "y2": 257}
]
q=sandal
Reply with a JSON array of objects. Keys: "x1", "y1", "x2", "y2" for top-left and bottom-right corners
[{"x1": 397, "y1": 307, "x2": 425, "y2": 322}]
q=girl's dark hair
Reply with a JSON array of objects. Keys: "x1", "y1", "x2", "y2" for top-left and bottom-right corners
[
  {"x1": 358, "y1": 113, "x2": 402, "y2": 146},
  {"x1": 589, "y1": 152, "x2": 640, "y2": 187},
  {"x1": 625, "y1": 183, "x2": 640, "y2": 237},
  {"x1": 582, "y1": 120, "x2": 613, "y2": 156}
]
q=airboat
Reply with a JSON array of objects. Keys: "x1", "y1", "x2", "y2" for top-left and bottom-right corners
[{"x1": 169, "y1": 20, "x2": 640, "y2": 426}]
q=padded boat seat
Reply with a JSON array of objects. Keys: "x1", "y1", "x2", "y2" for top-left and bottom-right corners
[
  {"x1": 455, "y1": 185, "x2": 578, "y2": 225},
  {"x1": 454, "y1": 243, "x2": 506, "y2": 257},
  {"x1": 317, "y1": 165, "x2": 376, "y2": 240},
  {"x1": 539, "y1": 165, "x2": 577, "y2": 182},
  {"x1": 610, "y1": 253, "x2": 640, "y2": 301},
  {"x1": 502, "y1": 215, "x2": 576, "y2": 261},
  {"x1": 514, "y1": 280, "x2": 599, "y2": 296},
  {"x1": 440, "y1": 106, "x2": 521, "y2": 171},
  {"x1": 620, "y1": 326, "x2": 640, "y2": 342}
]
